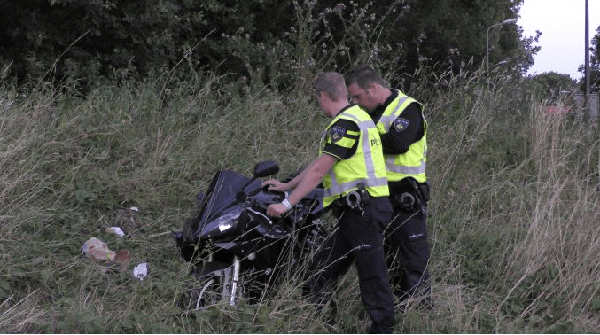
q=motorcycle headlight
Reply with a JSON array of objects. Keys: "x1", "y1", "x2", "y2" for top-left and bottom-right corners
[{"x1": 200, "y1": 209, "x2": 243, "y2": 238}]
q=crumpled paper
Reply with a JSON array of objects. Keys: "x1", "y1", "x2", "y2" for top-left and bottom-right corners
[
  {"x1": 133, "y1": 262, "x2": 148, "y2": 281},
  {"x1": 105, "y1": 227, "x2": 126, "y2": 237}
]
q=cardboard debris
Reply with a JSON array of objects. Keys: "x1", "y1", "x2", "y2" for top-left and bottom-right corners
[
  {"x1": 82, "y1": 237, "x2": 116, "y2": 261},
  {"x1": 81, "y1": 237, "x2": 130, "y2": 270}
]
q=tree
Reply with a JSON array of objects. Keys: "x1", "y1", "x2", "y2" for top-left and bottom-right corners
[
  {"x1": 0, "y1": 0, "x2": 538, "y2": 90},
  {"x1": 512, "y1": 28, "x2": 542, "y2": 76},
  {"x1": 527, "y1": 72, "x2": 576, "y2": 101},
  {"x1": 582, "y1": 25, "x2": 600, "y2": 93},
  {"x1": 0, "y1": 0, "x2": 293, "y2": 86},
  {"x1": 306, "y1": 0, "x2": 531, "y2": 90}
]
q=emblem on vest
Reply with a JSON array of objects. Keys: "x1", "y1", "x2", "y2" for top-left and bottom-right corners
[
  {"x1": 329, "y1": 126, "x2": 346, "y2": 143},
  {"x1": 393, "y1": 118, "x2": 409, "y2": 132}
]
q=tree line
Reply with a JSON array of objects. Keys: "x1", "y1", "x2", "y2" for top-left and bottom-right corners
[{"x1": 1, "y1": 0, "x2": 596, "y2": 92}]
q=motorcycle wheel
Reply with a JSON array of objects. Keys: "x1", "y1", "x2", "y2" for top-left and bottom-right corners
[
  {"x1": 185, "y1": 277, "x2": 221, "y2": 311},
  {"x1": 185, "y1": 262, "x2": 245, "y2": 311}
]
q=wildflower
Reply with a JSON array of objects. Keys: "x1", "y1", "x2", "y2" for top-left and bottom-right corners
[{"x1": 333, "y1": 3, "x2": 346, "y2": 13}]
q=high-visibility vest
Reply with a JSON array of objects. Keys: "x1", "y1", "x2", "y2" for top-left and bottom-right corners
[
  {"x1": 376, "y1": 90, "x2": 427, "y2": 183},
  {"x1": 319, "y1": 105, "x2": 389, "y2": 207}
]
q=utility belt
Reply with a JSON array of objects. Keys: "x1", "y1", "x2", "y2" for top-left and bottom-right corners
[
  {"x1": 389, "y1": 177, "x2": 430, "y2": 212},
  {"x1": 331, "y1": 183, "x2": 371, "y2": 215}
]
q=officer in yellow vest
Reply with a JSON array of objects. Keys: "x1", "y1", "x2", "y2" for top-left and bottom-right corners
[
  {"x1": 264, "y1": 72, "x2": 395, "y2": 333},
  {"x1": 346, "y1": 65, "x2": 432, "y2": 311}
]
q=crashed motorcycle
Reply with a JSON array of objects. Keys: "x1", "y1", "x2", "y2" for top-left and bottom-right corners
[{"x1": 173, "y1": 160, "x2": 326, "y2": 311}]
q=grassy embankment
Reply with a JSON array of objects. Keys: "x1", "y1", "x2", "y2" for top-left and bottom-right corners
[{"x1": 0, "y1": 68, "x2": 598, "y2": 333}]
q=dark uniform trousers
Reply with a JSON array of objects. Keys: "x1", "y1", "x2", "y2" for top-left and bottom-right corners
[
  {"x1": 303, "y1": 197, "x2": 395, "y2": 334},
  {"x1": 384, "y1": 203, "x2": 432, "y2": 310}
]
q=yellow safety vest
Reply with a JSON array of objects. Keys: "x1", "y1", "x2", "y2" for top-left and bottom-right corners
[
  {"x1": 319, "y1": 105, "x2": 389, "y2": 207},
  {"x1": 376, "y1": 90, "x2": 427, "y2": 183}
]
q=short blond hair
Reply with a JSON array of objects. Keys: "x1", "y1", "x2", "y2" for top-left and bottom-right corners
[{"x1": 315, "y1": 72, "x2": 348, "y2": 102}]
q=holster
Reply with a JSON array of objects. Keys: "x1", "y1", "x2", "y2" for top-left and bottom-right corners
[
  {"x1": 331, "y1": 183, "x2": 371, "y2": 217},
  {"x1": 390, "y1": 177, "x2": 430, "y2": 212}
]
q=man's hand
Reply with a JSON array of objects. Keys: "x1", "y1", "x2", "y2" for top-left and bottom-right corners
[
  {"x1": 267, "y1": 203, "x2": 287, "y2": 218},
  {"x1": 262, "y1": 179, "x2": 287, "y2": 191}
]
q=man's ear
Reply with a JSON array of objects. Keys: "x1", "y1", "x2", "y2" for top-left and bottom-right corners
[{"x1": 368, "y1": 82, "x2": 380, "y2": 93}]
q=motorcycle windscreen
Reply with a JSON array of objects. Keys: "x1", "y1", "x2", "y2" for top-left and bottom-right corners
[{"x1": 191, "y1": 169, "x2": 261, "y2": 237}]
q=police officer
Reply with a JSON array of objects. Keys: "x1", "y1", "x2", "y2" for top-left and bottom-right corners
[
  {"x1": 346, "y1": 65, "x2": 433, "y2": 311},
  {"x1": 264, "y1": 72, "x2": 395, "y2": 333}
]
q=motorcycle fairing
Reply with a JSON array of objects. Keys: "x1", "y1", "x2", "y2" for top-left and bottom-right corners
[{"x1": 190, "y1": 169, "x2": 262, "y2": 238}]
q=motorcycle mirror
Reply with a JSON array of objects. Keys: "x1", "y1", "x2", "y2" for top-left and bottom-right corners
[
  {"x1": 236, "y1": 160, "x2": 280, "y2": 202},
  {"x1": 253, "y1": 160, "x2": 279, "y2": 178}
]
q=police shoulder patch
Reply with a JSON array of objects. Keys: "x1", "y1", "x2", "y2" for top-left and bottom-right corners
[
  {"x1": 329, "y1": 125, "x2": 347, "y2": 143},
  {"x1": 393, "y1": 118, "x2": 410, "y2": 132}
]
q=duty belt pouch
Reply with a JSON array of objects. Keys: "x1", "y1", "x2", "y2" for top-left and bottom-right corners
[
  {"x1": 330, "y1": 201, "x2": 343, "y2": 218},
  {"x1": 418, "y1": 181, "x2": 430, "y2": 203},
  {"x1": 351, "y1": 183, "x2": 371, "y2": 210},
  {"x1": 393, "y1": 177, "x2": 428, "y2": 212},
  {"x1": 336, "y1": 183, "x2": 371, "y2": 214}
]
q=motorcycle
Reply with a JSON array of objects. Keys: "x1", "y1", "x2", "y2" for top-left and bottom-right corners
[{"x1": 173, "y1": 160, "x2": 327, "y2": 311}]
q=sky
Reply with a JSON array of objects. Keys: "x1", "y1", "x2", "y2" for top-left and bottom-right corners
[{"x1": 518, "y1": 0, "x2": 600, "y2": 80}]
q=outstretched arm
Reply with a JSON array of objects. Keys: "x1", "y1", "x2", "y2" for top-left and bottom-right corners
[
  {"x1": 262, "y1": 160, "x2": 315, "y2": 192},
  {"x1": 266, "y1": 154, "x2": 336, "y2": 217}
]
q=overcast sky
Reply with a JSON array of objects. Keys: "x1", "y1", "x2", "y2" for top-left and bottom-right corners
[{"x1": 518, "y1": 0, "x2": 600, "y2": 80}]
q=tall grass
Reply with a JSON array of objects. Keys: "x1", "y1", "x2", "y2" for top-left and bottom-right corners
[
  {"x1": 420, "y1": 69, "x2": 599, "y2": 333},
  {"x1": 1, "y1": 64, "x2": 598, "y2": 333},
  {"x1": 1, "y1": 1, "x2": 599, "y2": 331}
]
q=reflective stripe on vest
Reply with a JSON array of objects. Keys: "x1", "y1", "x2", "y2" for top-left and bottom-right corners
[
  {"x1": 385, "y1": 155, "x2": 425, "y2": 175},
  {"x1": 320, "y1": 107, "x2": 389, "y2": 206},
  {"x1": 378, "y1": 95, "x2": 412, "y2": 128},
  {"x1": 377, "y1": 90, "x2": 427, "y2": 183},
  {"x1": 324, "y1": 113, "x2": 387, "y2": 198}
]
